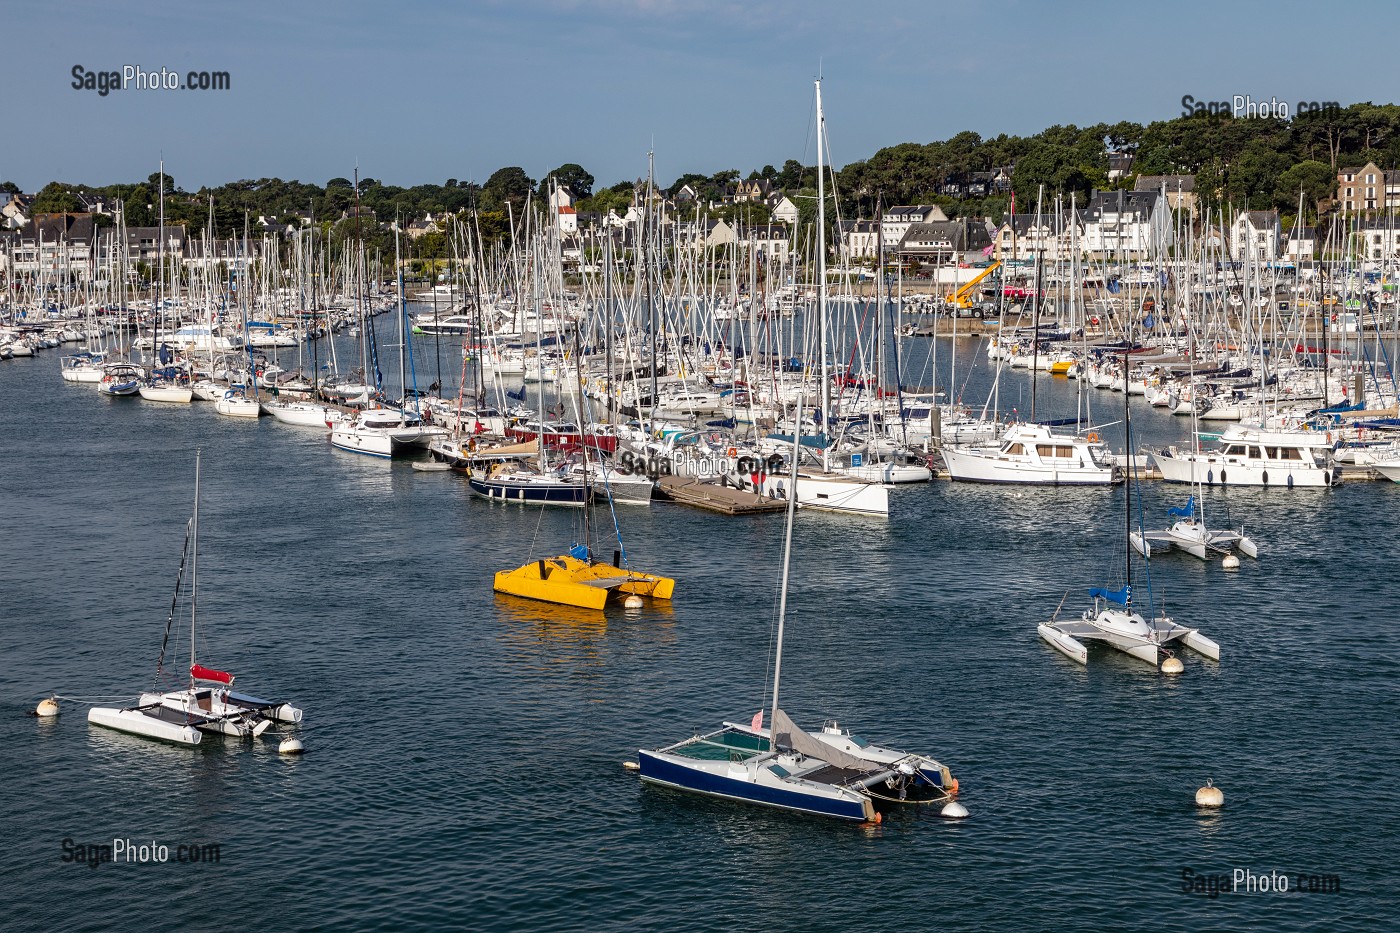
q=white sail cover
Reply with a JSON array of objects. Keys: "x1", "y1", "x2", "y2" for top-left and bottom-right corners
[{"x1": 772, "y1": 708, "x2": 876, "y2": 772}]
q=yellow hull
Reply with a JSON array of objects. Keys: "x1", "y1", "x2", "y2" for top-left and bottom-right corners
[
  {"x1": 1049, "y1": 360, "x2": 1074, "y2": 374},
  {"x1": 493, "y1": 555, "x2": 675, "y2": 610}
]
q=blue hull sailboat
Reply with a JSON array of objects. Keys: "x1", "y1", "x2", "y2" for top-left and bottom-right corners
[{"x1": 638, "y1": 81, "x2": 965, "y2": 823}]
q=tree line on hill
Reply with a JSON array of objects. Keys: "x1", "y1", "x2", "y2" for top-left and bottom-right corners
[{"x1": 9, "y1": 102, "x2": 1400, "y2": 258}]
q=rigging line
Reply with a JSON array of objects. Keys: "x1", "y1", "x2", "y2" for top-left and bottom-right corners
[{"x1": 157, "y1": 516, "x2": 194, "y2": 675}]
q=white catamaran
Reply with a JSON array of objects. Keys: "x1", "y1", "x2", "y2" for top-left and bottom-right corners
[{"x1": 88, "y1": 451, "x2": 303, "y2": 746}]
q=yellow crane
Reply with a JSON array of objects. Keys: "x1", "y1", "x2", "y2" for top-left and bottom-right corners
[{"x1": 946, "y1": 260, "x2": 1002, "y2": 310}]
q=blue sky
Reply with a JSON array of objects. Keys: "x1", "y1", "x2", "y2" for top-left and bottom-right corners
[{"x1": 3, "y1": 0, "x2": 1393, "y2": 192}]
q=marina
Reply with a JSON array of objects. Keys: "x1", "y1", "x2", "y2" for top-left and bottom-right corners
[
  {"x1": 6, "y1": 3, "x2": 1397, "y2": 923},
  {"x1": 2, "y1": 338, "x2": 1390, "y2": 928}
]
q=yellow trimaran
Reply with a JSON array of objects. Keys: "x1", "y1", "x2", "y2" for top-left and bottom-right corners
[
  {"x1": 494, "y1": 551, "x2": 675, "y2": 611},
  {"x1": 491, "y1": 288, "x2": 674, "y2": 611}
]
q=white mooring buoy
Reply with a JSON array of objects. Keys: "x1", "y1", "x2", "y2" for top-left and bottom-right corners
[
  {"x1": 1161, "y1": 656, "x2": 1184, "y2": 675},
  {"x1": 35, "y1": 697, "x2": 60, "y2": 718},
  {"x1": 623, "y1": 594, "x2": 645, "y2": 610},
  {"x1": 1195, "y1": 779, "x2": 1224, "y2": 808},
  {"x1": 622, "y1": 760, "x2": 640, "y2": 772},
  {"x1": 1222, "y1": 554, "x2": 1241, "y2": 571},
  {"x1": 940, "y1": 801, "x2": 970, "y2": 819},
  {"x1": 278, "y1": 737, "x2": 305, "y2": 755}
]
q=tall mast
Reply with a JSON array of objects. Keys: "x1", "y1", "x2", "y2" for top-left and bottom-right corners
[
  {"x1": 396, "y1": 221, "x2": 407, "y2": 409},
  {"x1": 1029, "y1": 185, "x2": 1044, "y2": 421},
  {"x1": 189, "y1": 449, "x2": 201, "y2": 682},
  {"x1": 157, "y1": 158, "x2": 164, "y2": 361},
  {"x1": 645, "y1": 151, "x2": 658, "y2": 425},
  {"x1": 769, "y1": 362, "x2": 806, "y2": 737},
  {"x1": 815, "y1": 79, "x2": 831, "y2": 463},
  {"x1": 604, "y1": 228, "x2": 614, "y2": 424},
  {"x1": 1122, "y1": 351, "x2": 1132, "y2": 607}
]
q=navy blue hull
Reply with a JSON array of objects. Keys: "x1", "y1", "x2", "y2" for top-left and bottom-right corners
[
  {"x1": 637, "y1": 750, "x2": 869, "y2": 821},
  {"x1": 468, "y1": 477, "x2": 587, "y2": 506}
]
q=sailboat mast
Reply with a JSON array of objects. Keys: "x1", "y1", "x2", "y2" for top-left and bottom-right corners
[
  {"x1": 604, "y1": 231, "x2": 614, "y2": 424},
  {"x1": 1029, "y1": 185, "x2": 1044, "y2": 421},
  {"x1": 769, "y1": 382, "x2": 805, "y2": 739},
  {"x1": 644, "y1": 152, "x2": 658, "y2": 425},
  {"x1": 1122, "y1": 351, "x2": 1132, "y2": 605},
  {"x1": 815, "y1": 79, "x2": 831, "y2": 461},
  {"x1": 157, "y1": 158, "x2": 164, "y2": 361},
  {"x1": 189, "y1": 449, "x2": 200, "y2": 683},
  {"x1": 532, "y1": 238, "x2": 546, "y2": 465}
]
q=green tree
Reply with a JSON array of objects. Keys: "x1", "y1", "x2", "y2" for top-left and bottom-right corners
[
  {"x1": 0, "y1": 180, "x2": 20, "y2": 195},
  {"x1": 1274, "y1": 159, "x2": 1336, "y2": 218},
  {"x1": 538, "y1": 163, "x2": 594, "y2": 199},
  {"x1": 775, "y1": 159, "x2": 809, "y2": 190},
  {"x1": 475, "y1": 209, "x2": 511, "y2": 247},
  {"x1": 33, "y1": 182, "x2": 81, "y2": 213},
  {"x1": 147, "y1": 172, "x2": 176, "y2": 196},
  {"x1": 481, "y1": 166, "x2": 534, "y2": 213}
]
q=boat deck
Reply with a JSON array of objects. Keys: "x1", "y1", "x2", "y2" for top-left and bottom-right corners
[
  {"x1": 795, "y1": 763, "x2": 875, "y2": 786},
  {"x1": 663, "y1": 729, "x2": 770, "y2": 762},
  {"x1": 136, "y1": 702, "x2": 223, "y2": 728}
]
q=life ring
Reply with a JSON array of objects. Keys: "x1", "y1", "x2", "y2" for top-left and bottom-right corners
[
  {"x1": 1086, "y1": 432, "x2": 1100, "y2": 444},
  {"x1": 726, "y1": 447, "x2": 737, "y2": 458}
]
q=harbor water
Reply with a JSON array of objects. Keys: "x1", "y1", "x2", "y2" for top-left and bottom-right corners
[{"x1": 0, "y1": 334, "x2": 1394, "y2": 932}]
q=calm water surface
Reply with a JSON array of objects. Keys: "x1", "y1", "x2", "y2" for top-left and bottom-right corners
[{"x1": 0, "y1": 334, "x2": 1394, "y2": 932}]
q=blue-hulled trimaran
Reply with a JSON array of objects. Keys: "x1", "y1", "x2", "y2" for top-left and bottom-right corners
[
  {"x1": 88, "y1": 452, "x2": 302, "y2": 746},
  {"x1": 638, "y1": 81, "x2": 965, "y2": 823}
]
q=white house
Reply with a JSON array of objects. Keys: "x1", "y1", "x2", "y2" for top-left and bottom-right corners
[
  {"x1": 548, "y1": 185, "x2": 575, "y2": 212},
  {"x1": 1285, "y1": 226, "x2": 1316, "y2": 262},
  {"x1": 993, "y1": 211, "x2": 1085, "y2": 261},
  {"x1": 1229, "y1": 210, "x2": 1282, "y2": 262},
  {"x1": 838, "y1": 220, "x2": 880, "y2": 262},
  {"x1": 768, "y1": 194, "x2": 798, "y2": 226},
  {"x1": 897, "y1": 219, "x2": 993, "y2": 264},
  {"x1": 743, "y1": 224, "x2": 792, "y2": 263},
  {"x1": 1355, "y1": 219, "x2": 1400, "y2": 261},
  {"x1": 880, "y1": 205, "x2": 948, "y2": 251},
  {"x1": 1080, "y1": 190, "x2": 1171, "y2": 260},
  {"x1": 1, "y1": 193, "x2": 32, "y2": 230}
]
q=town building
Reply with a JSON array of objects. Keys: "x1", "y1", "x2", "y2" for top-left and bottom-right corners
[
  {"x1": 1229, "y1": 210, "x2": 1281, "y2": 261},
  {"x1": 1080, "y1": 190, "x2": 1172, "y2": 260},
  {"x1": 1134, "y1": 174, "x2": 1197, "y2": 213}
]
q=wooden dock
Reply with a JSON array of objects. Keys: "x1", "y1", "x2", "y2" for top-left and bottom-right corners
[{"x1": 654, "y1": 476, "x2": 786, "y2": 515}]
